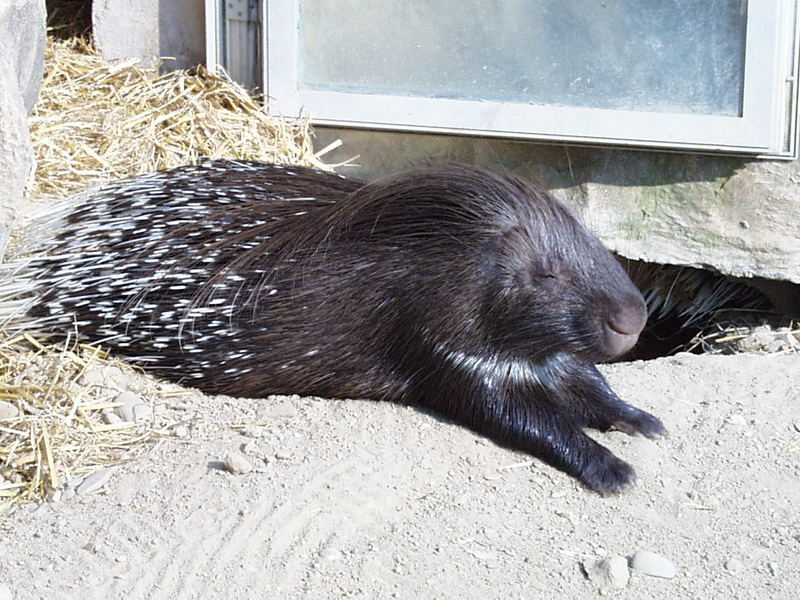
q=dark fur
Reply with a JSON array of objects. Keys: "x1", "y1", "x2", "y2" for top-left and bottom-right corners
[{"x1": 19, "y1": 160, "x2": 665, "y2": 494}]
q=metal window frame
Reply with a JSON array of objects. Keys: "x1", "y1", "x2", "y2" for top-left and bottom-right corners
[
  {"x1": 211, "y1": 0, "x2": 800, "y2": 158},
  {"x1": 205, "y1": 0, "x2": 223, "y2": 76}
]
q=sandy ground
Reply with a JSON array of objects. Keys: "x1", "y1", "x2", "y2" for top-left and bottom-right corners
[{"x1": 0, "y1": 352, "x2": 798, "y2": 599}]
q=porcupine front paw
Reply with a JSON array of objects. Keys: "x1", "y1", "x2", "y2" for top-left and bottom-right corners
[
  {"x1": 578, "y1": 447, "x2": 637, "y2": 495},
  {"x1": 610, "y1": 406, "x2": 667, "y2": 439}
]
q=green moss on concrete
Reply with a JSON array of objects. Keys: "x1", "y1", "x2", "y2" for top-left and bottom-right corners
[{"x1": 617, "y1": 176, "x2": 735, "y2": 243}]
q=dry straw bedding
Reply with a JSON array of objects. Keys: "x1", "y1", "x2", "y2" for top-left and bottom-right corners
[
  {"x1": 28, "y1": 37, "x2": 329, "y2": 198},
  {"x1": 1, "y1": 36, "x2": 329, "y2": 511},
  {"x1": 0, "y1": 337, "x2": 153, "y2": 511}
]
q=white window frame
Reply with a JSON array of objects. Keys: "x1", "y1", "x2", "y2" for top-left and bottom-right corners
[{"x1": 209, "y1": 0, "x2": 800, "y2": 158}]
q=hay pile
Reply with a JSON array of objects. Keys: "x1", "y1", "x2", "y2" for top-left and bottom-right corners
[
  {"x1": 28, "y1": 36, "x2": 332, "y2": 199},
  {"x1": 2, "y1": 35, "x2": 335, "y2": 512},
  {"x1": 0, "y1": 337, "x2": 153, "y2": 512}
]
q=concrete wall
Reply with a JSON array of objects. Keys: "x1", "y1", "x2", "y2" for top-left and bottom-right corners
[
  {"x1": 0, "y1": 0, "x2": 46, "y2": 260},
  {"x1": 158, "y1": 0, "x2": 207, "y2": 70},
  {"x1": 313, "y1": 128, "x2": 800, "y2": 288},
  {"x1": 93, "y1": 0, "x2": 205, "y2": 69}
]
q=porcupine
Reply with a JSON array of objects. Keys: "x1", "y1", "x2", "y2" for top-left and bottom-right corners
[{"x1": 0, "y1": 159, "x2": 665, "y2": 494}]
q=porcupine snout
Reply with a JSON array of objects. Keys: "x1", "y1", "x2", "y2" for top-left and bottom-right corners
[{"x1": 603, "y1": 291, "x2": 648, "y2": 358}]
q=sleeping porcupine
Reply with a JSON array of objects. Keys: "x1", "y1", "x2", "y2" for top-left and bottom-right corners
[{"x1": 1, "y1": 160, "x2": 665, "y2": 494}]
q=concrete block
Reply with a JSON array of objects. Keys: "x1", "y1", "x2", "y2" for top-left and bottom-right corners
[
  {"x1": 0, "y1": 0, "x2": 46, "y2": 113},
  {"x1": 569, "y1": 152, "x2": 800, "y2": 286},
  {"x1": 0, "y1": 66, "x2": 35, "y2": 261},
  {"x1": 0, "y1": 0, "x2": 43, "y2": 259},
  {"x1": 93, "y1": 0, "x2": 205, "y2": 70},
  {"x1": 93, "y1": 0, "x2": 160, "y2": 67},
  {"x1": 158, "y1": 0, "x2": 206, "y2": 70}
]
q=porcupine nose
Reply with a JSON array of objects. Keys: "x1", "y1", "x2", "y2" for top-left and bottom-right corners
[{"x1": 604, "y1": 292, "x2": 648, "y2": 358}]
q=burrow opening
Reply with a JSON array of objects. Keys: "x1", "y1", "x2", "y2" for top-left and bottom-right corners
[{"x1": 621, "y1": 258, "x2": 799, "y2": 361}]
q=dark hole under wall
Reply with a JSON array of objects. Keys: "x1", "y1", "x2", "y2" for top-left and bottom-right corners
[{"x1": 623, "y1": 259, "x2": 797, "y2": 360}]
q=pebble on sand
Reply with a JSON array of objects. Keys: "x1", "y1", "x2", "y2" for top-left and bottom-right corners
[
  {"x1": 223, "y1": 452, "x2": 253, "y2": 475},
  {"x1": 630, "y1": 550, "x2": 677, "y2": 579},
  {"x1": 114, "y1": 391, "x2": 152, "y2": 422},
  {"x1": 75, "y1": 468, "x2": 115, "y2": 496},
  {"x1": 102, "y1": 410, "x2": 123, "y2": 425},
  {"x1": 275, "y1": 449, "x2": 293, "y2": 460},
  {"x1": 583, "y1": 554, "x2": 630, "y2": 589},
  {"x1": 725, "y1": 558, "x2": 743, "y2": 573},
  {"x1": 0, "y1": 402, "x2": 20, "y2": 421},
  {"x1": 318, "y1": 547, "x2": 343, "y2": 562}
]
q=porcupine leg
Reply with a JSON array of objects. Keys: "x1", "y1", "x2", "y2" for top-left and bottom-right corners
[
  {"x1": 560, "y1": 360, "x2": 666, "y2": 439},
  {"x1": 410, "y1": 377, "x2": 638, "y2": 495},
  {"x1": 458, "y1": 391, "x2": 635, "y2": 494}
]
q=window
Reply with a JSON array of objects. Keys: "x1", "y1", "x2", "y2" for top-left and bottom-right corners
[
  {"x1": 206, "y1": 0, "x2": 263, "y2": 93},
  {"x1": 208, "y1": 1, "x2": 800, "y2": 157}
]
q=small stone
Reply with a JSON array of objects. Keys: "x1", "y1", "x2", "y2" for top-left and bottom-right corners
[
  {"x1": 79, "y1": 365, "x2": 127, "y2": 388},
  {"x1": 0, "y1": 402, "x2": 20, "y2": 421},
  {"x1": 725, "y1": 558, "x2": 743, "y2": 573},
  {"x1": 264, "y1": 401, "x2": 298, "y2": 419},
  {"x1": 630, "y1": 550, "x2": 677, "y2": 579},
  {"x1": 114, "y1": 391, "x2": 151, "y2": 422},
  {"x1": 241, "y1": 441, "x2": 261, "y2": 456},
  {"x1": 764, "y1": 339, "x2": 786, "y2": 353},
  {"x1": 736, "y1": 327, "x2": 774, "y2": 353},
  {"x1": 768, "y1": 561, "x2": 778, "y2": 575},
  {"x1": 75, "y1": 468, "x2": 114, "y2": 496},
  {"x1": 102, "y1": 411, "x2": 123, "y2": 425},
  {"x1": 223, "y1": 452, "x2": 253, "y2": 475},
  {"x1": 793, "y1": 421, "x2": 800, "y2": 433},
  {"x1": 605, "y1": 556, "x2": 630, "y2": 588},
  {"x1": 240, "y1": 427, "x2": 265, "y2": 438},
  {"x1": 60, "y1": 485, "x2": 76, "y2": 501},
  {"x1": 172, "y1": 425, "x2": 190, "y2": 438},
  {"x1": 318, "y1": 547, "x2": 342, "y2": 562},
  {"x1": 131, "y1": 404, "x2": 152, "y2": 420},
  {"x1": 739, "y1": 220, "x2": 750, "y2": 229},
  {"x1": 79, "y1": 369, "x2": 105, "y2": 387},
  {"x1": 0, "y1": 582, "x2": 12, "y2": 600},
  {"x1": 274, "y1": 449, "x2": 292, "y2": 460},
  {"x1": 583, "y1": 555, "x2": 630, "y2": 589},
  {"x1": 726, "y1": 414, "x2": 747, "y2": 427},
  {"x1": 0, "y1": 400, "x2": 19, "y2": 421}
]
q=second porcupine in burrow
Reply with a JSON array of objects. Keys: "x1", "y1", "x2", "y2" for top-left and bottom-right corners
[{"x1": 1, "y1": 160, "x2": 666, "y2": 494}]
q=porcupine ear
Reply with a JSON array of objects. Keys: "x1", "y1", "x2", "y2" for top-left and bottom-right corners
[{"x1": 493, "y1": 224, "x2": 545, "y2": 289}]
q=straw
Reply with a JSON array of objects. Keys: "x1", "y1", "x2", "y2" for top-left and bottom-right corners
[
  {"x1": 0, "y1": 337, "x2": 152, "y2": 511},
  {"x1": 27, "y1": 36, "x2": 335, "y2": 200}
]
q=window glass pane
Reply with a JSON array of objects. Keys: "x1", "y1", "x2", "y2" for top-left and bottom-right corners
[{"x1": 299, "y1": 0, "x2": 747, "y2": 116}]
